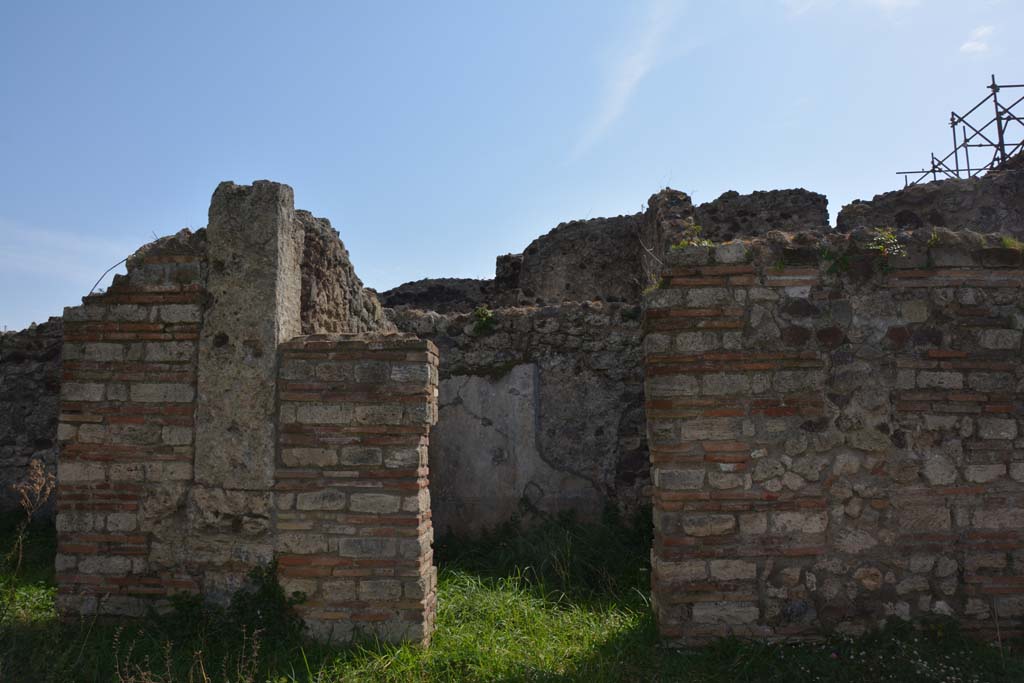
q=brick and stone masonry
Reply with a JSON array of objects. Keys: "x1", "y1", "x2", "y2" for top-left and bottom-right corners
[
  {"x1": 56, "y1": 229, "x2": 205, "y2": 617},
  {"x1": 645, "y1": 228, "x2": 1024, "y2": 644},
  {"x1": 275, "y1": 335, "x2": 438, "y2": 644},
  {"x1": 43, "y1": 173, "x2": 1024, "y2": 646},
  {"x1": 54, "y1": 181, "x2": 440, "y2": 644}
]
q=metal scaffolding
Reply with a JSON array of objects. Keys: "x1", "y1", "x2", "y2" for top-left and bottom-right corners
[{"x1": 897, "y1": 74, "x2": 1024, "y2": 187}]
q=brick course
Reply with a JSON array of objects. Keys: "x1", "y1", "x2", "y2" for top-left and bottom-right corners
[
  {"x1": 55, "y1": 183, "x2": 440, "y2": 646},
  {"x1": 275, "y1": 335, "x2": 439, "y2": 644},
  {"x1": 646, "y1": 229, "x2": 1024, "y2": 644}
]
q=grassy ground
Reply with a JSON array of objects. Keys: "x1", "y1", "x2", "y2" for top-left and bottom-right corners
[{"x1": 0, "y1": 510, "x2": 1021, "y2": 682}]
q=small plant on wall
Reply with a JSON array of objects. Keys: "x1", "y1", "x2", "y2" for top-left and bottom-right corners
[
  {"x1": 1001, "y1": 235, "x2": 1024, "y2": 251},
  {"x1": 868, "y1": 228, "x2": 907, "y2": 258},
  {"x1": 670, "y1": 224, "x2": 713, "y2": 250},
  {"x1": 820, "y1": 247, "x2": 851, "y2": 274},
  {"x1": 472, "y1": 305, "x2": 496, "y2": 335}
]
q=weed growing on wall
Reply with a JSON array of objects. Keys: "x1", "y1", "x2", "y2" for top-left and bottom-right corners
[
  {"x1": 1001, "y1": 235, "x2": 1024, "y2": 251},
  {"x1": 868, "y1": 228, "x2": 907, "y2": 258},
  {"x1": 670, "y1": 224, "x2": 713, "y2": 250},
  {"x1": 471, "y1": 305, "x2": 496, "y2": 335},
  {"x1": 819, "y1": 247, "x2": 851, "y2": 274},
  {"x1": 641, "y1": 277, "x2": 667, "y2": 296}
]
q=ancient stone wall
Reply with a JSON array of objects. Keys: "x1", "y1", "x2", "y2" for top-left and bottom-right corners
[
  {"x1": 646, "y1": 228, "x2": 1024, "y2": 644},
  {"x1": 54, "y1": 181, "x2": 438, "y2": 645},
  {"x1": 380, "y1": 278, "x2": 494, "y2": 314},
  {"x1": 0, "y1": 318, "x2": 61, "y2": 512},
  {"x1": 514, "y1": 215, "x2": 644, "y2": 304},
  {"x1": 57, "y1": 228, "x2": 206, "y2": 617},
  {"x1": 694, "y1": 189, "x2": 829, "y2": 242},
  {"x1": 380, "y1": 187, "x2": 840, "y2": 536},
  {"x1": 298, "y1": 211, "x2": 394, "y2": 334},
  {"x1": 837, "y1": 165, "x2": 1024, "y2": 235},
  {"x1": 275, "y1": 335, "x2": 438, "y2": 644},
  {"x1": 388, "y1": 302, "x2": 646, "y2": 536}
]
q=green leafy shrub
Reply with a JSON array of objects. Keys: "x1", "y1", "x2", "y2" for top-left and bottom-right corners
[
  {"x1": 471, "y1": 305, "x2": 496, "y2": 335},
  {"x1": 868, "y1": 228, "x2": 907, "y2": 258}
]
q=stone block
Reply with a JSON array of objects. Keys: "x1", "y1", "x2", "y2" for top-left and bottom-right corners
[
  {"x1": 62, "y1": 382, "x2": 106, "y2": 402},
  {"x1": 770, "y1": 511, "x2": 828, "y2": 534},
  {"x1": 917, "y1": 372, "x2": 962, "y2": 390},
  {"x1": 900, "y1": 300, "x2": 929, "y2": 323},
  {"x1": 59, "y1": 461, "x2": 106, "y2": 482},
  {"x1": 130, "y1": 383, "x2": 195, "y2": 403},
  {"x1": 709, "y1": 560, "x2": 757, "y2": 581},
  {"x1": 973, "y1": 508, "x2": 1024, "y2": 530},
  {"x1": 739, "y1": 513, "x2": 768, "y2": 535},
  {"x1": 157, "y1": 304, "x2": 202, "y2": 323},
  {"x1": 391, "y1": 364, "x2": 430, "y2": 384},
  {"x1": 772, "y1": 370, "x2": 821, "y2": 393},
  {"x1": 978, "y1": 418, "x2": 1017, "y2": 440},
  {"x1": 282, "y1": 448, "x2": 338, "y2": 468},
  {"x1": 349, "y1": 493, "x2": 402, "y2": 514},
  {"x1": 691, "y1": 601, "x2": 759, "y2": 624},
  {"x1": 384, "y1": 447, "x2": 421, "y2": 469},
  {"x1": 354, "y1": 404, "x2": 403, "y2": 425},
  {"x1": 161, "y1": 426, "x2": 193, "y2": 446},
  {"x1": 78, "y1": 556, "x2": 132, "y2": 575},
  {"x1": 296, "y1": 404, "x2": 354, "y2": 425},
  {"x1": 319, "y1": 579, "x2": 357, "y2": 601},
  {"x1": 686, "y1": 288, "x2": 734, "y2": 307},
  {"x1": 673, "y1": 331, "x2": 720, "y2": 354},
  {"x1": 655, "y1": 559, "x2": 707, "y2": 582},
  {"x1": 964, "y1": 464, "x2": 1005, "y2": 483},
  {"x1": 702, "y1": 373, "x2": 751, "y2": 396},
  {"x1": 296, "y1": 490, "x2": 347, "y2": 511},
  {"x1": 679, "y1": 418, "x2": 743, "y2": 441},
  {"x1": 922, "y1": 454, "x2": 957, "y2": 485},
  {"x1": 655, "y1": 468, "x2": 705, "y2": 490},
  {"x1": 682, "y1": 514, "x2": 736, "y2": 537},
  {"x1": 899, "y1": 505, "x2": 951, "y2": 531},
  {"x1": 978, "y1": 329, "x2": 1022, "y2": 350},
  {"x1": 358, "y1": 579, "x2": 403, "y2": 601},
  {"x1": 336, "y1": 537, "x2": 397, "y2": 558},
  {"x1": 714, "y1": 242, "x2": 747, "y2": 264},
  {"x1": 144, "y1": 342, "x2": 195, "y2": 362},
  {"x1": 277, "y1": 533, "x2": 329, "y2": 554}
]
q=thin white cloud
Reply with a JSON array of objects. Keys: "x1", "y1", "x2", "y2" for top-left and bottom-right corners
[
  {"x1": 865, "y1": 0, "x2": 920, "y2": 11},
  {"x1": 783, "y1": 0, "x2": 919, "y2": 15},
  {"x1": 782, "y1": 0, "x2": 833, "y2": 14},
  {"x1": 575, "y1": 0, "x2": 683, "y2": 156},
  {"x1": 960, "y1": 25, "x2": 994, "y2": 54}
]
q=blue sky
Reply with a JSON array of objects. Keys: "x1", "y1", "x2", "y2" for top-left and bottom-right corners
[{"x1": 1, "y1": 0, "x2": 1021, "y2": 330}]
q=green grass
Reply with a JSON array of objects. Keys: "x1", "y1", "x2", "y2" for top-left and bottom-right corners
[{"x1": 0, "y1": 511, "x2": 1022, "y2": 682}]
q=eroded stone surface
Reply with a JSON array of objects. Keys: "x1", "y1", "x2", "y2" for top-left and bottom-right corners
[
  {"x1": 196, "y1": 180, "x2": 302, "y2": 490},
  {"x1": 0, "y1": 318, "x2": 61, "y2": 512}
]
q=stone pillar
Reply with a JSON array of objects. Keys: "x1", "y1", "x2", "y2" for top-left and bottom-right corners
[
  {"x1": 195, "y1": 180, "x2": 303, "y2": 490},
  {"x1": 274, "y1": 335, "x2": 439, "y2": 645}
]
